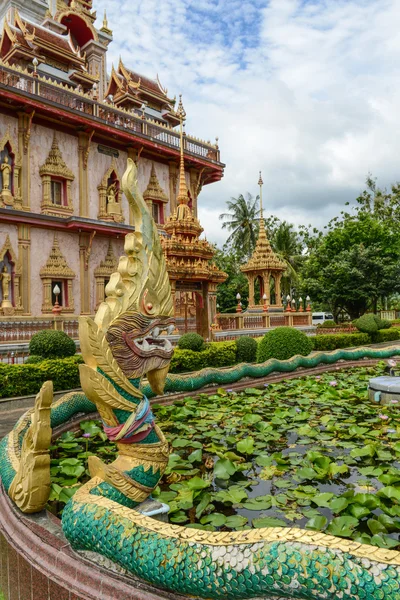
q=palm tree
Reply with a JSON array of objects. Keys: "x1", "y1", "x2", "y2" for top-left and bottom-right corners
[
  {"x1": 219, "y1": 193, "x2": 260, "y2": 260},
  {"x1": 271, "y1": 221, "x2": 304, "y2": 296}
]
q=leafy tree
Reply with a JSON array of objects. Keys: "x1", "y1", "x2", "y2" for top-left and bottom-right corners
[
  {"x1": 301, "y1": 207, "x2": 400, "y2": 320},
  {"x1": 214, "y1": 244, "x2": 249, "y2": 312},
  {"x1": 271, "y1": 221, "x2": 304, "y2": 297},
  {"x1": 219, "y1": 193, "x2": 260, "y2": 259}
]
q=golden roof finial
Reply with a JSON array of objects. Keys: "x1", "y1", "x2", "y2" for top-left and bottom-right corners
[
  {"x1": 103, "y1": 10, "x2": 108, "y2": 29},
  {"x1": 258, "y1": 171, "x2": 264, "y2": 218},
  {"x1": 176, "y1": 94, "x2": 188, "y2": 207}
]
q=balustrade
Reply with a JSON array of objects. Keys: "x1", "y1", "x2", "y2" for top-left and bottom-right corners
[
  {"x1": 0, "y1": 62, "x2": 220, "y2": 163},
  {"x1": 0, "y1": 317, "x2": 79, "y2": 344}
]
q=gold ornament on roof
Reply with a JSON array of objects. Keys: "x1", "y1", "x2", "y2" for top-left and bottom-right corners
[
  {"x1": 40, "y1": 235, "x2": 75, "y2": 279},
  {"x1": 143, "y1": 164, "x2": 169, "y2": 205}
]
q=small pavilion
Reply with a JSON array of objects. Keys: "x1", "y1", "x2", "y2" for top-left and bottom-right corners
[
  {"x1": 241, "y1": 174, "x2": 286, "y2": 310},
  {"x1": 161, "y1": 97, "x2": 226, "y2": 336}
]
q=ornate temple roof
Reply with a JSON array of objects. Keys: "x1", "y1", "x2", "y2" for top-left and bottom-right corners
[
  {"x1": 0, "y1": 10, "x2": 97, "y2": 88},
  {"x1": 105, "y1": 59, "x2": 179, "y2": 126},
  {"x1": 161, "y1": 97, "x2": 226, "y2": 284},
  {"x1": 143, "y1": 164, "x2": 169, "y2": 205}
]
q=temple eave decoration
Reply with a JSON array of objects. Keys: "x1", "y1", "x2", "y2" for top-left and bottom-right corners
[{"x1": 40, "y1": 234, "x2": 75, "y2": 313}]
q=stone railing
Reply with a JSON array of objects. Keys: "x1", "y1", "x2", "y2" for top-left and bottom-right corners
[
  {"x1": 216, "y1": 311, "x2": 313, "y2": 333},
  {"x1": 0, "y1": 316, "x2": 79, "y2": 344},
  {"x1": 0, "y1": 62, "x2": 221, "y2": 164}
]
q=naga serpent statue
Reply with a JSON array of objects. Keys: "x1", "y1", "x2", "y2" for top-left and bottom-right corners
[{"x1": 2, "y1": 159, "x2": 400, "y2": 599}]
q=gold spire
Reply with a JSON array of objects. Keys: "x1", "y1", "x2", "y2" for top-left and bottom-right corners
[
  {"x1": 258, "y1": 171, "x2": 264, "y2": 218},
  {"x1": 103, "y1": 10, "x2": 108, "y2": 28},
  {"x1": 176, "y1": 95, "x2": 188, "y2": 207}
]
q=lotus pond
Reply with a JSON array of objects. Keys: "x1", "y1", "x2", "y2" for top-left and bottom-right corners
[{"x1": 49, "y1": 363, "x2": 400, "y2": 550}]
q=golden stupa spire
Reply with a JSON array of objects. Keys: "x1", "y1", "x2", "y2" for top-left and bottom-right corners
[
  {"x1": 258, "y1": 171, "x2": 267, "y2": 238},
  {"x1": 176, "y1": 94, "x2": 188, "y2": 206}
]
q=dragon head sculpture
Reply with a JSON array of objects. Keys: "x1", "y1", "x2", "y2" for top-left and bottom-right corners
[{"x1": 80, "y1": 158, "x2": 175, "y2": 396}]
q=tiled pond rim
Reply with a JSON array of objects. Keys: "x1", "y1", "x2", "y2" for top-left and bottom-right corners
[{"x1": 0, "y1": 484, "x2": 294, "y2": 600}]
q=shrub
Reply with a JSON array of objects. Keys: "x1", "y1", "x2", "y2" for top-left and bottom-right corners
[
  {"x1": 177, "y1": 333, "x2": 205, "y2": 352},
  {"x1": 236, "y1": 336, "x2": 257, "y2": 363},
  {"x1": 312, "y1": 333, "x2": 370, "y2": 351},
  {"x1": 376, "y1": 318, "x2": 392, "y2": 330},
  {"x1": 317, "y1": 320, "x2": 336, "y2": 328},
  {"x1": 0, "y1": 356, "x2": 82, "y2": 399},
  {"x1": 354, "y1": 314, "x2": 379, "y2": 334},
  {"x1": 24, "y1": 355, "x2": 44, "y2": 364},
  {"x1": 170, "y1": 342, "x2": 236, "y2": 373},
  {"x1": 256, "y1": 327, "x2": 314, "y2": 363},
  {"x1": 374, "y1": 328, "x2": 400, "y2": 343},
  {"x1": 29, "y1": 330, "x2": 76, "y2": 359}
]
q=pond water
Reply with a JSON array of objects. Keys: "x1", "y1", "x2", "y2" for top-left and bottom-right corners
[{"x1": 49, "y1": 363, "x2": 400, "y2": 550}]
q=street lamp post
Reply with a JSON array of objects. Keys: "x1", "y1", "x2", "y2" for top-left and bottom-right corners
[
  {"x1": 262, "y1": 293, "x2": 268, "y2": 312},
  {"x1": 236, "y1": 293, "x2": 242, "y2": 313},
  {"x1": 286, "y1": 295, "x2": 291, "y2": 312}
]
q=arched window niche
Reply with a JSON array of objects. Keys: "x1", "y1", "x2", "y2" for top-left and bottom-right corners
[
  {"x1": 0, "y1": 129, "x2": 22, "y2": 210},
  {"x1": 98, "y1": 161, "x2": 124, "y2": 223}
]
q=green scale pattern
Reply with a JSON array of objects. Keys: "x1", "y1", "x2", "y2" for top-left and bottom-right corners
[{"x1": 61, "y1": 499, "x2": 400, "y2": 600}]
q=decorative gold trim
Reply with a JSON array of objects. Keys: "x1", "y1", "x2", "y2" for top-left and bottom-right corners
[{"x1": 94, "y1": 242, "x2": 117, "y2": 308}]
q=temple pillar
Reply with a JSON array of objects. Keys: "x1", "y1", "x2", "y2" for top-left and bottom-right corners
[
  {"x1": 82, "y1": 40, "x2": 108, "y2": 101},
  {"x1": 169, "y1": 162, "x2": 178, "y2": 214},
  {"x1": 275, "y1": 273, "x2": 283, "y2": 307},
  {"x1": 248, "y1": 274, "x2": 255, "y2": 307},
  {"x1": 78, "y1": 131, "x2": 92, "y2": 217},
  {"x1": 17, "y1": 224, "x2": 31, "y2": 314},
  {"x1": 18, "y1": 112, "x2": 34, "y2": 211},
  {"x1": 263, "y1": 271, "x2": 271, "y2": 306},
  {"x1": 202, "y1": 282, "x2": 211, "y2": 339},
  {"x1": 79, "y1": 233, "x2": 91, "y2": 315}
]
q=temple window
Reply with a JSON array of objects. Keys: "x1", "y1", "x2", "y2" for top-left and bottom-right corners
[
  {"x1": 0, "y1": 129, "x2": 22, "y2": 210},
  {"x1": 143, "y1": 164, "x2": 169, "y2": 227},
  {"x1": 39, "y1": 134, "x2": 74, "y2": 217},
  {"x1": 40, "y1": 235, "x2": 75, "y2": 314},
  {"x1": 98, "y1": 161, "x2": 124, "y2": 223}
]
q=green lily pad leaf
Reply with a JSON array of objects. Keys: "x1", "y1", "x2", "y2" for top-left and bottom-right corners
[
  {"x1": 305, "y1": 515, "x2": 328, "y2": 531},
  {"x1": 171, "y1": 438, "x2": 192, "y2": 448},
  {"x1": 327, "y1": 516, "x2": 359, "y2": 537},
  {"x1": 377, "y1": 486, "x2": 400, "y2": 504},
  {"x1": 352, "y1": 493, "x2": 380, "y2": 509},
  {"x1": 252, "y1": 517, "x2": 287, "y2": 528},
  {"x1": 358, "y1": 467, "x2": 383, "y2": 477},
  {"x1": 312, "y1": 493, "x2": 334, "y2": 508},
  {"x1": 244, "y1": 388, "x2": 264, "y2": 395},
  {"x1": 225, "y1": 515, "x2": 248, "y2": 528},
  {"x1": 367, "y1": 519, "x2": 388, "y2": 535},
  {"x1": 242, "y1": 496, "x2": 272, "y2": 511},
  {"x1": 370, "y1": 534, "x2": 399, "y2": 549},
  {"x1": 215, "y1": 486, "x2": 248, "y2": 505},
  {"x1": 213, "y1": 458, "x2": 237, "y2": 480},
  {"x1": 378, "y1": 514, "x2": 400, "y2": 532},
  {"x1": 348, "y1": 504, "x2": 371, "y2": 519},
  {"x1": 296, "y1": 467, "x2": 318, "y2": 480},
  {"x1": 195, "y1": 492, "x2": 212, "y2": 519},
  {"x1": 255, "y1": 455, "x2": 273, "y2": 467},
  {"x1": 236, "y1": 437, "x2": 255, "y2": 455},
  {"x1": 188, "y1": 449, "x2": 203, "y2": 463},
  {"x1": 48, "y1": 483, "x2": 62, "y2": 501},
  {"x1": 157, "y1": 491, "x2": 177, "y2": 503},
  {"x1": 186, "y1": 477, "x2": 211, "y2": 491},
  {"x1": 200, "y1": 513, "x2": 226, "y2": 527},
  {"x1": 330, "y1": 497, "x2": 349, "y2": 513},
  {"x1": 259, "y1": 465, "x2": 284, "y2": 480},
  {"x1": 170, "y1": 511, "x2": 189, "y2": 524},
  {"x1": 58, "y1": 487, "x2": 78, "y2": 504},
  {"x1": 379, "y1": 471, "x2": 400, "y2": 485},
  {"x1": 242, "y1": 414, "x2": 262, "y2": 425}
]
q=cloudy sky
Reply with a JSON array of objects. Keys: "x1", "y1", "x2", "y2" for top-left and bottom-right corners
[{"x1": 95, "y1": 0, "x2": 400, "y2": 246}]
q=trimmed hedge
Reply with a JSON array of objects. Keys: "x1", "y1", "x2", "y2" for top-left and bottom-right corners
[
  {"x1": 317, "y1": 320, "x2": 336, "y2": 328},
  {"x1": 29, "y1": 330, "x2": 76, "y2": 359},
  {"x1": 24, "y1": 355, "x2": 44, "y2": 364},
  {"x1": 257, "y1": 327, "x2": 314, "y2": 362},
  {"x1": 0, "y1": 356, "x2": 83, "y2": 399},
  {"x1": 170, "y1": 342, "x2": 237, "y2": 373},
  {"x1": 236, "y1": 336, "x2": 258, "y2": 363},
  {"x1": 312, "y1": 333, "x2": 370, "y2": 351},
  {"x1": 374, "y1": 328, "x2": 400, "y2": 343},
  {"x1": 177, "y1": 333, "x2": 205, "y2": 352}
]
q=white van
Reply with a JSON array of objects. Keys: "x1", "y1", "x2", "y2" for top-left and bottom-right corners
[{"x1": 312, "y1": 312, "x2": 334, "y2": 326}]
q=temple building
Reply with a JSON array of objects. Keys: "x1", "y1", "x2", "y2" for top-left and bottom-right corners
[{"x1": 0, "y1": 0, "x2": 224, "y2": 338}]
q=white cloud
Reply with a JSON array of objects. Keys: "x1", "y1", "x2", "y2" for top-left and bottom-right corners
[{"x1": 95, "y1": 0, "x2": 400, "y2": 246}]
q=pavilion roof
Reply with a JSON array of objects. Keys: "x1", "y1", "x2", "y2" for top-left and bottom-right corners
[{"x1": 241, "y1": 218, "x2": 286, "y2": 274}]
